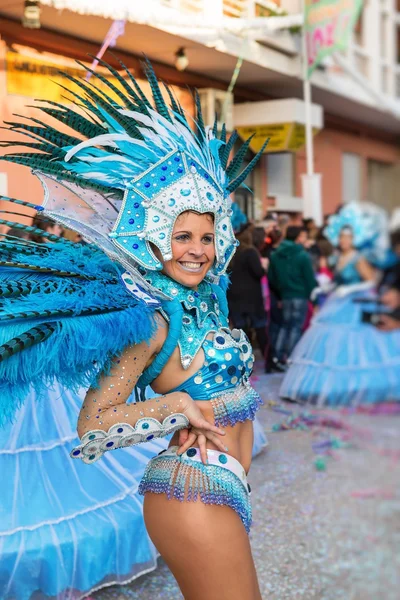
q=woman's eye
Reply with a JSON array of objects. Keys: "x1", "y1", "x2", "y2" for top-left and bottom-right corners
[
  {"x1": 175, "y1": 234, "x2": 190, "y2": 242},
  {"x1": 202, "y1": 236, "x2": 214, "y2": 244}
]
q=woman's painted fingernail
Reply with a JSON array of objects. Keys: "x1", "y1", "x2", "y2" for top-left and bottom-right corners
[{"x1": 225, "y1": 446, "x2": 229, "y2": 451}]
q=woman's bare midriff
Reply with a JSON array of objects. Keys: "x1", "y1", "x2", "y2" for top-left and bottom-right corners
[{"x1": 169, "y1": 400, "x2": 254, "y2": 474}]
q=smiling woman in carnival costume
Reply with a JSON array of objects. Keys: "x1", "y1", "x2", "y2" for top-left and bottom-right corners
[
  {"x1": 280, "y1": 202, "x2": 400, "y2": 407},
  {"x1": 0, "y1": 59, "x2": 268, "y2": 599}
]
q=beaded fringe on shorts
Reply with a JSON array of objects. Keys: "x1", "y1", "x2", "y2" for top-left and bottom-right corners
[{"x1": 138, "y1": 453, "x2": 252, "y2": 532}]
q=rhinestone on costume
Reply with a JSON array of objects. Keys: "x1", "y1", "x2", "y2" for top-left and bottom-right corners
[
  {"x1": 215, "y1": 375, "x2": 223, "y2": 384},
  {"x1": 200, "y1": 302, "x2": 207, "y2": 312},
  {"x1": 187, "y1": 448, "x2": 197, "y2": 458},
  {"x1": 194, "y1": 376, "x2": 203, "y2": 384},
  {"x1": 218, "y1": 454, "x2": 228, "y2": 464},
  {"x1": 182, "y1": 356, "x2": 191, "y2": 368},
  {"x1": 180, "y1": 189, "x2": 191, "y2": 197}
]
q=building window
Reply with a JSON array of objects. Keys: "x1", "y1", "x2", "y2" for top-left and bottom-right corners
[
  {"x1": 267, "y1": 153, "x2": 294, "y2": 197},
  {"x1": 342, "y1": 152, "x2": 361, "y2": 203},
  {"x1": 367, "y1": 159, "x2": 397, "y2": 211}
]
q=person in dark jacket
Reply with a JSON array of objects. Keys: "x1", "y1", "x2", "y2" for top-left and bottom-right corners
[
  {"x1": 268, "y1": 226, "x2": 317, "y2": 369},
  {"x1": 228, "y1": 225, "x2": 268, "y2": 363}
]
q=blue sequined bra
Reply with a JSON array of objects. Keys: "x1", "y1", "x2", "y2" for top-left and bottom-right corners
[
  {"x1": 169, "y1": 328, "x2": 263, "y2": 427},
  {"x1": 136, "y1": 271, "x2": 263, "y2": 427}
]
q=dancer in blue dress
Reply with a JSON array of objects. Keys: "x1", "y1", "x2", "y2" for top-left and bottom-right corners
[
  {"x1": 0, "y1": 383, "x2": 168, "y2": 600},
  {"x1": 0, "y1": 59, "x2": 268, "y2": 599},
  {"x1": 280, "y1": 203, "x2": 400, "y2": 407}
]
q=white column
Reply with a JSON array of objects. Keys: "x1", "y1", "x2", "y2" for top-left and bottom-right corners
[{"x1": 363, "y1": 0, "x2": 382, "y2": 91}]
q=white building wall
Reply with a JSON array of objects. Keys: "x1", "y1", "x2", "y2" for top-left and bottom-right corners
[{"x1": 347, "y1": 0, "x2": 400, "y2": 99}]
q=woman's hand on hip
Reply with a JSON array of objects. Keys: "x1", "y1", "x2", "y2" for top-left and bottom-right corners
[{"x1": 177, "y1": 396, "x2": 227, "y2": 464}]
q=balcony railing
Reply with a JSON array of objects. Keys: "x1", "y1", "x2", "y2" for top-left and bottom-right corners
[{"x1": 159, "y1": 0, "x2": 288, "y2": 19}]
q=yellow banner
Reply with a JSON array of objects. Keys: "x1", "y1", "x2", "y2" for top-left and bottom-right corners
[
  {"x1": 237, "y1": 122, "x2": 320, "y2": 153},
  {"x1": 6, "y1": 51, "x2": 127, "y2": 104},
  {"x1": 5, "y1": 50, "x2": 193, "y2": 117}
]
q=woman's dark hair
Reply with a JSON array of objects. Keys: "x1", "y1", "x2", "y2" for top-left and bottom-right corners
[
  {"x1": 236, "y1": 226, "x2": 253, "y2": 250},
  {"x1": 252, "y1": 227, "x2": 266, "y2": 251}
]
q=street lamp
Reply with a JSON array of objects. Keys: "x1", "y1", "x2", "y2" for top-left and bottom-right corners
[{"x1": 175, "y1": 48, "x2": 189, "y2": 72}]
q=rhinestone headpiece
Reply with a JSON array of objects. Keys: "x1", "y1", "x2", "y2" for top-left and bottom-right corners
[
  {"x1": 110, "y1": 150, "x2": 236, "y2": 274},
  {"x1": 2, "y1": 59, "x2": 268, "y2": 276}
]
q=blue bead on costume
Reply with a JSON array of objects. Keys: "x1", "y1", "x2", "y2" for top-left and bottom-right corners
[
  {"x1": 280, "y1": 203, "x2": 400, "y2": 407},
  {"x1": 0, "y1": 58, "x2": 267, "y2": 596}
]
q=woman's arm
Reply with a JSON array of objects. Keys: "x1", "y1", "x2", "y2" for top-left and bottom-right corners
[
  {"x1": 356, "y1": 257, "x2": 376, "y2": 282},
  {"x1": 78, "y1": 341, "x2": 188, "y2": 437},
  {"x1": 77, "y1": 322, "x2": 226, "y2": 460}
]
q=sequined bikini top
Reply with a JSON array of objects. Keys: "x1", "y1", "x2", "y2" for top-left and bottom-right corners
[
  {"x1": 134, "y1": 272, "x2": 261, "y2": 424},
  {"x1": 170, "y1": 328, "x2": 254, "y2": 400}
]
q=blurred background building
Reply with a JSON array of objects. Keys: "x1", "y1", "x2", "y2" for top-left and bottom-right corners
[{"x1": 0, "y1": 0, "x2": 399, "y2": 222}]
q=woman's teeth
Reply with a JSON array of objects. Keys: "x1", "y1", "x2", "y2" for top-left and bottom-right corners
[{"x1": 179, "y1": 261, "x2": 204, "y2": 272}]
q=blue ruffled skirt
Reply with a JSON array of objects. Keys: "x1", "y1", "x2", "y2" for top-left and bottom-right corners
[
  {"x1": 0, "y1": 384, "x2": 168, "y2": 600},
  {"x1": 280, "y1": 290, "x2": 400, "y2": 407}
]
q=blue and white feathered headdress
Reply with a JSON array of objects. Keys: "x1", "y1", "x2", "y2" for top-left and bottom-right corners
[
  {"x1": 324, "y1": 202, "x2": 389, "y2": 263},
  {"x1": 1, "y1": 58, "x2": 267, "y2": 278}
]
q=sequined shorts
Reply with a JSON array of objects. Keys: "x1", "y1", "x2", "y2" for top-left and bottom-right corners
[{"x1": 138, "y1": 446, "x2": 252, "y2": 532}]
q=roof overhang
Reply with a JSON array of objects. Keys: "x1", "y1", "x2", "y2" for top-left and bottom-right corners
[{"x1": 1, "y1": 2, "x2": 400, "y2": 138}]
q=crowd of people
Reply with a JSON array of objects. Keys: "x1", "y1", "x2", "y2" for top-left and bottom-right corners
[{"x1": 228, "y1": 206, "x2": 400, "y2": 406}]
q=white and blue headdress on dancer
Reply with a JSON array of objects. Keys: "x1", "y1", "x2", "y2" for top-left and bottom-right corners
[
  {"x1": 324, "y1": 201, "x2": 389, "y2": 264},
  {"x1": 0, "y1": 58, "x2": 267, "y2": 423}
]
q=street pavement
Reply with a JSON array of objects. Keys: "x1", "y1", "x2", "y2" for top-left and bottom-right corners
[{"x1": 94, "y1": 372, "x2": 400, "y2": 600}]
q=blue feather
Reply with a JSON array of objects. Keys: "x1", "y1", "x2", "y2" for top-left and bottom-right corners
[{"x1": 0, "y1": 242, "x2": 157, "y2": 425}]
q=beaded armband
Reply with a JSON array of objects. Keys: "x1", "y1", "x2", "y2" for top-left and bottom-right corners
[{"x1": 70, "y1": 413, "x2": 189, "y2": 464}]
